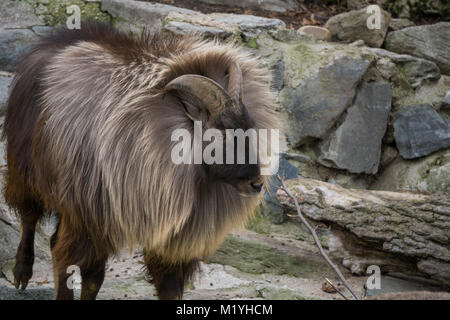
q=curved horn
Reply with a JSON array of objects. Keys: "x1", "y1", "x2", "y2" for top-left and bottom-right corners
[
  {"x1": 227, "y1": 62, "x2": 243, "y2": 103},
  {"x1": 165, "y1": 74, "x2": 235, "y2": 118}
]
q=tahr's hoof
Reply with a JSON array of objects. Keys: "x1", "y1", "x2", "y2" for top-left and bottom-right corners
[{"x1": 13, "y1": 261, "x2": 33, "y2": 291}]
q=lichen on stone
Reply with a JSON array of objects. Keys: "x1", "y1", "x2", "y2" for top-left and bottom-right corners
[{"x1": 27, "y1": 0, "x2": 111, "y2": 27}]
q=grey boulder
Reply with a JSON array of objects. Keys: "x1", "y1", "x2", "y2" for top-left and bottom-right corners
[
  {"x1": 393, "y1": 104, "x2": 450, "y2": 159},
  {"x1": 325, "y1": 6, "x2": 391, "y2": 48},
  {"x1": 262, "y1": 155, "x2": 298, "y2": 224},
  {"x1": 318, "y1": 82, "x2": 392, "y2": 174},
  {"x1": 385, "y1": 22, "x2": 450, "y2": 75},
  {"x1": 197, "y1": 0, "x2": 298, "y2": 13},
  {"x1": 0, "y1": 29, "x2": 36, "y2": 72},
  {"x1": 368, "y1": 48, "x2": 440, "y2": 88},
  {"x1": 0, "y1": 0, "x2": 43, "y2": 29},
  {"x1": 101, "y1": 0, "x2": 197, "y2": 33},
  {"x1": 284, "y1": 56, "x2": 370, "y2": 147},
  {"x1": 442, "y1": 91, "x2": 450, "y2": 109}
]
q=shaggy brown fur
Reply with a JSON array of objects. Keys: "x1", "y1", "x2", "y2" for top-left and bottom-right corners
[{"x1": 3, "y1": 22, "x2": 278, "y2": 299}]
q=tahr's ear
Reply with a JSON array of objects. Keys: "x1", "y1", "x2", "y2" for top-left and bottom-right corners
[{"x1": 164, "y1": 74, "x2": 237, "y2": 122}]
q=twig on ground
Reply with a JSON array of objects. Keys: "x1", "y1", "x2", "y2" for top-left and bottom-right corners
[{"x1": 276, "y1": 174, "x2": 361, "y2": 300}]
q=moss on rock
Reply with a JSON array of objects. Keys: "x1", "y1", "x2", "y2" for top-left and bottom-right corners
[
  {"x1": 27, "y1": 0, "x2": 111, "y2": 27},
  {"x1": 209, "y1": 236, "x2": 329, "y2": 278},
  {"x1": 371, "y1": 149, "x2": 450, "y2": 195}
]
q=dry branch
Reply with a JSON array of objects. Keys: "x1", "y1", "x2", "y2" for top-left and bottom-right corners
[{"x1": 276, "y1": 175, "x2": 361, "y2": 300}]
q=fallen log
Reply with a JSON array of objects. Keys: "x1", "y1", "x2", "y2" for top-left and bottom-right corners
[{"x1": 276, "y1": 178, "x2": 450, "y2": 287}]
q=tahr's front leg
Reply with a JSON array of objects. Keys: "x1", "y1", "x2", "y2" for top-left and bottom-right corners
[{"x1": 144, "y1": 251, "x2": 198, "y2": 300}]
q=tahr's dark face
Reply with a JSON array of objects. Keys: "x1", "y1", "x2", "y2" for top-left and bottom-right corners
[{"x1": 206, "y1": 109, "x2": 263, "y2": 197}]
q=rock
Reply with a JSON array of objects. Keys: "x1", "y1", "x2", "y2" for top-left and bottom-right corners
[
  {"x1": 393, "y1": 104, "x2": 450, "y2": 159},
  {"x1": 262, "y1": 155, "x2": 298, "y2": 224},
  {"x1": 380, "y1": 146, "x2": 398, "y2": 168},
  {"x1": 33, "y1": 0, "x2": 111, "y2": 26},
  {"x1": 277, "y1": 178, "x2": 450, "y2": 286},
  {"x1": 347, "y1": 0, "x2": 387, "y2": 10},
  {"x1": 0, "y1": 72, "x2": 13, "y2": 116},
  {"x1": 268, "y1": 28, "x2": 311, "y2": 43},
  {"x1": 164, "y1": 21, "x2": 227, "y2": 38},
  {"x1": 417, "y1": 258, "x2": 450, "y2": 286},
  {"x1": 389, "y1": 18, "x2": 415, "y2": 31},
  {"x1": 284, "y1": 152, "x2": 313, "y2": 164},
  {"x1": 443, "y1": 91, "x2": 450, "y2": 109},
  {"x1": 260, "y1": 201, "x2": 284, "y2": 225},
  {"x1": 284, "y1": 57, "x2": 370, "y2": 146},
  {"x1": 325, "y1": 6, "x2": 391, "y2": 48},
  {"x1": 101, "y1": 0, "x2": 197, "y2": 33},
  {"x1": 271, "y1": 60, "x2": 284, "y2": 91},
  {"x1": 318, "y1": 82, "x2": 392, "y2": 174},
  {"x1": 197, "y1": 0, "x2": 298, "y2": 13},
  {"x1": 298, "y1": 26, "x2": 331, "y2": 41},
  {"x1": 371, "y1": 149, "x2": 450, "y2": 195},
  {"x1": 367, "y1": 48, "x2": 440, "y2": 88},
  {"x1": 165, "y1": 11, "x2": 285, "y2": 38},
  {"x1": 349, "y1": 40, "x2": 365, "y2": 47},
  {"x1": 367, "y1": 290, "x2": 450, "y2": 300},
  {"x1": 385, "y1": 23, "x2": 450, "y2": 75},
  {"x1": 103, "y1": 0, "x2": 285, "y2": 38},
  {"x1": 31, "y1": 26, "x2": 53, "y2": 37},
  {"x1": 330, "y1": 174, "x2": 369, "y2": 190},
  {"x1": 0, "y1": 29, "x2": 36, "y2": 72},
  {"x1": 0, "y1": 0, "x2": 44, "y2": 29},
  {"x1": 384, "y1": 0, "x2": 450, "y2": 21},
  {"x1": 395, "y1": 75, "x2": 450, "y2": 109},
  {"x1": 365, "y1": 275, "x2": 445, "y2": 298}
]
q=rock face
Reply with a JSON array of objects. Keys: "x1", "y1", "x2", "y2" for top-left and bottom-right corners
[
  {"x1": 102, "y1": 0, "x2": 286, "y2": 38},
  {"x1": 284, "y1": 57, "x2": 370, "y2": 146},
  {"x1": 388, "y1": 18, "x2": 414, "y2": 31},
  {"x1": 298, "y1": 26, "x2": 331, "y2": 41},
  {"x1": 444, "y1": 91, "x2": 450, "y2": 109},
  {"x1": 0, "y1": 72, "x2": 13, "y2": 116},
  {"x1": 365, "y1": 277, "x2": 448, "y2": 299},
  {"x1": 277, "y1": 178, "x2": 450, "y2": 286},
  {"x1": 393, "y1": 104, "x2": 450, "y2": 159},
  {"x1": 0, "y1": 29, "x2": 36, "y2": 72},
  {"x1": 385, "y1": 23, "x2": 450, "y2": 75},
  {"x1": 347, "y1": 0, "x2": 387, "y2": 10},
  {"x1": 0, "y1": 0, "x2": 43, "y2": 29},
  {"x1": 325, "y1": 6, "x2": 391, "y2": 48},
  {"x1": 198, "y1": 0, "x2": 298, "y2": 13},
  {"x1": 164, "y1": 21, "x2": 227, "y2": 38},
  {"x1": 367, "y1": 48, "x2": 440, "y2": 89},
  {"x1": 262, "y1": 155, "x2": 298, "y2": 224},
  {"x1": 270, "y1": 60, "x2": 284, "y2": 91},
  {"x1": 371, "y1": 149, "x2": 450, "y2": 195},
  {"x1": 101, "y1": 0, "x2": 197, "y2": 33},
  {"x1": 384, "y1": 0, "x2": 450, "y2": 21},
  {"x1": 318, "y1": 82, "x2": 392, "y2": 174},
  {"x1": 164, "y1": 11, "x2": 285, "y2": 38}
]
